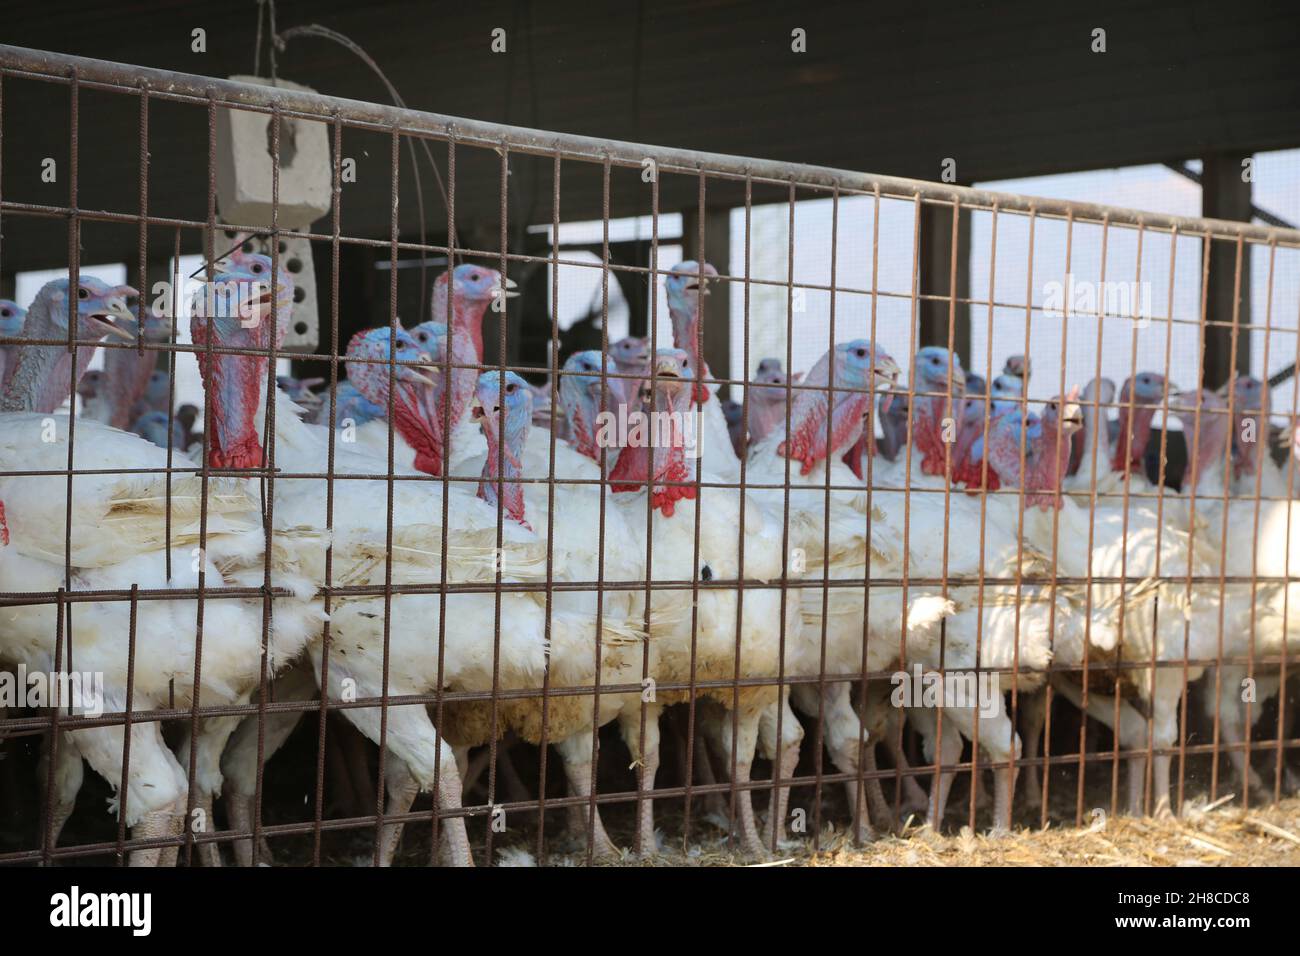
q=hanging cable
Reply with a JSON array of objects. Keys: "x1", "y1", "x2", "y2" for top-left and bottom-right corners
[{"x1": 253, "y1": 3, "x2": 459, "y2": 317}]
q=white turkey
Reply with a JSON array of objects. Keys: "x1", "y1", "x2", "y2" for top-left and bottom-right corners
[
  {"x1": 979, "y1": 378, "x2": 1237, "y2": 816},
  {"x1": 1174, "y1": 387, "x2": 1300, "y2": 797},
  {"x1": 746, "y1": 340, "x2": 968, "y2": 838},
  {"x1": 434, "y1": 369, "x2": 647, "y2": 860},
  {"x1": 191, "y1": 253, "x2": 549, "y2": 866},
  {"x1": 605, "y1": 348, "x2": 806, "y2": 855},
  {"x1": 0, "y1": 274, "x2": 318, "y2": 865},
  {"x1": 855, "y1": 345, "x2": 1062, "y2": 831}
]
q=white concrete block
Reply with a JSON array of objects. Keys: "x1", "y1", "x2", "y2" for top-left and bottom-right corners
[{"x1": 215, "y1": 76, "x2": 332, "y2": 231}]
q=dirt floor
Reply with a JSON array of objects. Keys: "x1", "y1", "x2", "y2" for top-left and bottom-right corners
[
  {"x1": 594, "y1": 795, "x2": 1300, "y2": 867},
  {"x1": 5, "y1": 703, "x2": 1299, "y2": 867}
]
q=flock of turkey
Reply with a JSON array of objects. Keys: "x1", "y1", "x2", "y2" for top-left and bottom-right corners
[{"x1": 0, "y1": 251, "x2": 1297, "y2": 866}]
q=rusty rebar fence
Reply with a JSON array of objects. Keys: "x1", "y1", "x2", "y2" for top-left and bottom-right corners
[{"x1": 1, "y1": 45, "x2": 1299, "y2": 867}]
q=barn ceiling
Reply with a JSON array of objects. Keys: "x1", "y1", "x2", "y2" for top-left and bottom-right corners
[{"x1": 1, "y1": 0, "x2": 1298, "y2": 274}]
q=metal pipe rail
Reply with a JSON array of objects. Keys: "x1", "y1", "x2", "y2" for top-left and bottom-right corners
[{"x1": 0, "y1": 44, "x2": 1298, "y2": 247}]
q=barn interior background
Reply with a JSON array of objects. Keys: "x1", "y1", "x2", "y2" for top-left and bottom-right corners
[{"x1": 0, "y1": 0, "x2": 1298, "y2": 867}]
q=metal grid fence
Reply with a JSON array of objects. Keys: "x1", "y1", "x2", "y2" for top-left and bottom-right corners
[{"x1": 1, "y1": 44, "x2": 1299, "y2": 867}]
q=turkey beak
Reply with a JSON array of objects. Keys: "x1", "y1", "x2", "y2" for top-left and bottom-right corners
[
  {"x1": 1061, "y1": 403, "x2": 1084, "y2": 433},
  {"x1": 403, "y1": 368, "x2": 437, "y2": 388},
  {"x1": 872, "y1": 355, "x2": 901, "y2": 389},
  {"x1": 653, "y1": 356, "x2": 682, "y2": 379},
  {"x1": 500, "y1": 277, "x2": 520, "y2": 298},
  {"x1": 94, "y1": 287, "x2": 140, "y2": 341},
  {"x1": 651, "y1": 357, "x2": 684, "y2": 411}
]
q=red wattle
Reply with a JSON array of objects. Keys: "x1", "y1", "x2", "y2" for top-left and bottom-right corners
[
  {"x1": 413, "y1": 450, "x2": 443, "y2": 477},
  {"x1": 212, "y1": 433, "x2": 265, "y2": 470}
]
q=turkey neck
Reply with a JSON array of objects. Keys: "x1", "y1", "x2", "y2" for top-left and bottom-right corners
[
  {"x1": 1076, "y1": 396, "x2": 1116, "y2": 481},
  {"x1": 450, "y1": 296, "x2": 488, "y2": 366},
  {"x1": 840, "y1": 408, "x2": 878, "y2": 481},
  {"x1": 1231, "y1": 400, "x2": 1269, "y2": 482},
  {"x1": 477, "y1": 422, "x2": 527, "y2": 527},
  {"x1": 1024, "y1": 418, "x2": 1074, "y2": 509},
  {"x1": 1184, "y1": 416, "x2": 1231, "y2": 500},
  {"x1": 445, "y1": 338, "x2": 480, "y2": 444},
  {"x1": 196, "y1": 331, "x2": 270, "y2": 470},
  {"x1": 669, "y1": 302, "x2": 710, "y2": 404},
  {"x1": 1113, "y1": 402, "x2": 1155, "y2": 474},
  {"x1": 394, "y1": 383, "x2": 444, "y2": 476},
  {"x1": 562, "y1": 387, "x2": 600, "y2": 462},
  {"x1": 911, "y1": 387, "x2": 958, "y2": 477},
  {"x1": 0, "y1": 293, "x2": 74, "y2": 412},
  {"x1": 610, "y1": 386, "x2": 694, "y2": 516},
  {"x1": 106, "y1": 328, "x2": 164, "y2": 430}
]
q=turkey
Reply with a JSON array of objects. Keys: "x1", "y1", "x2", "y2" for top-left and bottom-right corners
[
  {"x1": 665, "y1": 261, "x2": 741, "y2": 482},
  {"x1": 557, "y1": 349, "x2": 617, "y2": 463},
  {"x1": 308, "y1": 378, "x2": 385, "y2": 429},
  {"x1": 429, "y1": 263, "x2": 517, "y2": 367},
  {"x1": 410, "y1": 317, "x2": 481, "y2": 472},
  {"x1": 0, "y1": 278, "x2": 252, "y2": 568},
  {"x1": 276, "y1": 374, "x2": 325, "y2": 412},
  {"x1": 428, "y1": 263, "x2": 516, "y2": 464},
  {"x1": 130, "y1": 409, "x2": 187, "y2": 452},
  {"x1": 871, "y1": 347, "x2": 1067, "y2": 830},
  {"x1": 434, "y1": 370, "x2": 647, "y2": 860},
  {"x1": 744, "y1": 357, "x2": 798, "y2": 448},
  {"x1": 0, "y1": 273, "x2": 318, "y2": 866},
  {"x1": 1, "y1": 276, "x2": 137, "y2": 415},
  {"x1": 1001, "y1": 354, "x2": 1030, "y2": 390},
  {"x1": 747, "y1": 340, "x2": 966, "y2": 839},
  {"x1": 329, "y1": 325, "x2": 440, "y2": 473},
  {"x1": 75, "y1": 368, "x2": 109, "y2": 421},
  {"x1": 1104, "y1": 371, "x2": 1171, "y2": 499},
  {"x1": 187, "y1": 253, "x2": 547, "y2": 866},
  {"x1": 608, "y1": 348, "x2": 806, "y2": 855},
  {"x1": 609, "y1": 334, "x2": 650, "y2": 408},
  {"x1": 1174, "y1": 387, "x2": 1300, "y2": 797},
  {"x1": 930, "y1": 391, "x2": 1086, "y2": 828},
  {"x1": 950, "y1": 370, "x2": 1025, "y2": 491},
  {"x1": 1063, "y1": 376, "x2": 1117, "y2": 498},
  {"x1": 985, "y1": 380, "x2": 1236, "y2": 816}
]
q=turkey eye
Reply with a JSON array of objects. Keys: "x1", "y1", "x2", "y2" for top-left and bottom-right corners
[
  {"x1": 855, "y1": 348, "x2": 867, "y2": 358},
  {"x1": 701, "y1": 563, "x2": 713, "y2": 581},
  {"x1": 78, "y1": 287, "x2": 90, "y2": 300},
  {"x1": 252, "y1": 264, "x2": 264, "y2": 274}
]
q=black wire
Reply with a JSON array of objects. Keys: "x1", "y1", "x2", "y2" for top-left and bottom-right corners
[{"x1": 275, "y1": 22, "x2": 461, "y2": 319}]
